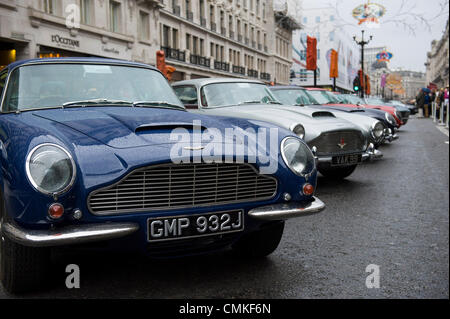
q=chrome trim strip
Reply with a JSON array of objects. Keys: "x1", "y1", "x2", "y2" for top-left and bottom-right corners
[
  {"x1": 248, "y1": 196, "x2": 325, "y2": 220},
  {"x1": 1, "y1": 221, "x2": 139, "y2": 247}
]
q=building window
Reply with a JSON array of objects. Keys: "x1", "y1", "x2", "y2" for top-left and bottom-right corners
[
  {"x1": 139, "y1": 11, "x2": 150, "y2": 41},
  {"x1": 303, "y1": 17, "x2": 307, "y2": 24},
  {"x1": 172, "y1": 29, "x2": 178, "y2": 49},
  {"x1": 262, "y1": 1, "x2": 266, "y2": 19},
  {"x1": 329, "y1": 31, "x2": 335, "y2": 42},
  {"x1": 186, "y1": 33, "x2": 191, "y2": 50},
  {"x1": 80, "y1": 0, "x2": 93, "y2": 25},
  {"x1": 162, "y1": 25, "x2": 170, "y2": 47},
  {"x1": 330, "y1": 15, "x2": 335, "y2": 21},
  {"x1": 43, "y1": 0, "x2": 56, "y2": 14},
  {"x1": 256, "y1": 0, "x2": 260, "y2": 15},
  {"x1": 109, "y1": 1, "x2": 122, "y2": 33},
  {"x1": 315, "y1": 16, "x2": 320, "y2": 23}
]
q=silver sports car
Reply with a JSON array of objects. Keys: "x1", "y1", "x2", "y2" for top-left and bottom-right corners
[{"x1": 172, "y1": 78, "x2": 374, "y2": 180}]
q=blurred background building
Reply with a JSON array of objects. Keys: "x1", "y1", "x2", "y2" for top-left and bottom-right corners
[
  {"x1": 289, "y1": 5, "x2": 361, "y2": 92},
  {"x1": 0, "y1": 0, "x2": 300, "y2": 84},
  {"x1": 425, "y1": 18, "x2": 449, "y2": 89}
]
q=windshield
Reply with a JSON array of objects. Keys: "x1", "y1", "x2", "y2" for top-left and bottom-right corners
[
  {"x1": 201, "y1": 82, "x2": 280, "y2": 108},
  {"x1": 3, "y1": 63, "x2": 183, "y2": 112},
  {"x1": 343, "y1": 94, "x2": 365, "y2": 105},
  {"x1": 365, "y1": 97, "x2": 388, "y2": 106},
  {"x1": 271, "y1": 89, "x2": 316, "y2": 105},
  {"x1": 306, "y1": 90, "x2": 337, "y2": 104}
]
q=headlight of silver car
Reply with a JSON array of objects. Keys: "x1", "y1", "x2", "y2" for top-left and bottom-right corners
[
  {"x1": 385, "y1": 112, "x2": 396, "y2": 126},
  {"x1": 371, "y1": 122, "x2": 385, "y2": 141},
  {"x1": 26, "y1": 143, "x2": 76, "y2": 196},
  {"x1": 281, "y1": 137, "x2": 315, "y2": 176},
  {"x1": 291, "y1": 124, "x2": 305, "y2": 139}
]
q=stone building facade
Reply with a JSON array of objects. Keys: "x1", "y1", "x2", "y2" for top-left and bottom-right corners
[
  {"x1": 425, "y1": 18, "x2": 449, "y2": 89},
  {"x1": 0, "y1": 0, "x2": 298, "y2": 84}
]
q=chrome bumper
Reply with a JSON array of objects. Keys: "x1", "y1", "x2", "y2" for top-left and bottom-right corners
[
  {"x1": 1, "y1": 221, "x2": 139, "y2": 247},
  {"x1": 248, "y1": 196, "x2": 325, "y2": 220}
]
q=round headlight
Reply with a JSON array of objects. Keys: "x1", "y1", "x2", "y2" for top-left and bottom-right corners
[
  {"x1": 291, "y1": 124, "x2": 305, "y2": 139},
  {"x1": 371, "y1": 122, "x2": 385, "y2": 141},
  {"x1": 281, "y1": 137, "x2": 315, "y2": 176},
  {"x1": 385, "y1": 112, "x2": 396, "y2": 126},
  {"x1": 26, "y1": 144, "x2": 76, "y2": 196}
]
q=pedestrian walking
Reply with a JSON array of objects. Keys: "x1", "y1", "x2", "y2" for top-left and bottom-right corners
[
  {"x1": 416, "y1": 89, "x2": 425, "y2": 117},
  {"x1": 424, "y1": 92, "x2": 431, "y2": 118}
]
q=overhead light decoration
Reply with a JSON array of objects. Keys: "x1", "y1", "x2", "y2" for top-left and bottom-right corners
[
  {"x1": 376, "y1": 50, "x2": 393, "y2": 62},
  {"x1": 352, "y1": 1, "x2": 386, "y2": 28}
]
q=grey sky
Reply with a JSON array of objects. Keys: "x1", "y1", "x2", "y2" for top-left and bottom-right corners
[{"x1": 293, "y1": 0, "x2": 449, "y2": 72}]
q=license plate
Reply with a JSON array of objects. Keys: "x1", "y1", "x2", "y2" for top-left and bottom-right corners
[
  {"x1": 147, "y1": 210, "x2": 244, "y2": 242},
  {"x1": 332, "y1": 154, "x2": 362, "y2": 166}
]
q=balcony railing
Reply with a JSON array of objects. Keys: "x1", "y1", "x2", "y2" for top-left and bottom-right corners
[
  {"x1": 264, "y1": 45, "x2": 268, "y2": 53},
  {"x1": 252, "y1": 41, "x2": 256, "y2": 48},
  {"x1": 258, "y1": 44, "x2": 262, "y2": 51},
  {"x1": 238, "y1": 34, "x2": 243, "y2": 42},
  {"x1": 173, "y1": 5, "x2": 180, "y2": 16},
  {"x1": 186, "y1": 11, "x2": 194, "y2": 21},
  {"x1": 229, "y1": 31, "x2": 234, "y2": 39},
  {"x1": 161, "y1": 46, "x2": 186, "y2": 62},
  {"x1": 248, "y1": 69, "x2": 258, "y2": 78},
  {"x1": 214, "y1": 61, "x2": 230, "y2": 72},
  {"x1": 221, "y1": 27, "x2": 226, "y2": 36},
  {"x1": 232, "y1": 65, "x2": 245, "y2": 75},
  {"x1": 200, "y1": 17, "x2": 207, "y2": 27},
  {"x1": 211, "y1": 22, "x2": 216, "y2": 32},
  {"x1": 190, "y1": 54, "x2": 211, "y2": 67},
  {"x1": 245, "y1": 37, "x2": 249, "y2": 45},
  {"x1": 260, "y1": 72, "x2": 271, "y2": 81}
]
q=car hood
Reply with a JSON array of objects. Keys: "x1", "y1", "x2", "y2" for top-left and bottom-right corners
[
  {"x1": 196, "y1": 104, "x2": 358, "y2": 141},
  {"x1": 31, "y1": 107, "x2": 245, "y2": 149}
]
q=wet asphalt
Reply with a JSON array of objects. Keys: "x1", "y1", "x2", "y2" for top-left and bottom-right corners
[{"x1": 1, "y1": 117, "x2": 448, "y2": 299}]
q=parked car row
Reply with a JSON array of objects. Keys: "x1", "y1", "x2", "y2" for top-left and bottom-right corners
[{"x1": 0, "y1": 58, "x2": 408, "y2": 293}]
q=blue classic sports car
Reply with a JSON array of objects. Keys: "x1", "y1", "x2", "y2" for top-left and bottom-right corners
[{"x1": 0, "y1": 58, "x2": 325, "y2": 293}]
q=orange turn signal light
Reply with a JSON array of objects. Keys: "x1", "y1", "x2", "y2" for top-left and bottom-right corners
[
  {"x1": 302, "y1": 183, "x2": 314, "y2": 196},
  {"x1": 48, "y1": 203, "x2": 64, "y2": 219}
]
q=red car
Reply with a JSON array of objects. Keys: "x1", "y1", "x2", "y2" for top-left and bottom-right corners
[{"x1": 305, "y1": 88, "x2": 403, "y2": 127}]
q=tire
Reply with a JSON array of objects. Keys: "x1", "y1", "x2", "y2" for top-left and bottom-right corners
[
  {"x1": 231, "y1": 221, "x2": 284, "y2": 258},
  {"x1": 0, "y1": 192, "x2": 50, "y2": 294},
  {"x1": 318, "y1": 164, "x2": 357, "y2": 180}
]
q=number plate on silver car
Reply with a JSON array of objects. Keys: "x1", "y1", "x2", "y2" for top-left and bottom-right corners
[
  {"x1": 147, "y1": 210, "x2": 244, "y2": 242},
  {"x1": 331, "y1": 154, "x2": 362, "y2": 166}
]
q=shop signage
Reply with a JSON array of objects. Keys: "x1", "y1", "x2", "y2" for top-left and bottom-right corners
[{"x1": 51, "y1": 34, "x2": 80, "y2": 48}]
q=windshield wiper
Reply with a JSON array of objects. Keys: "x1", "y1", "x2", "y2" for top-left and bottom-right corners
[
  {"x1": 63, "y1": 99, "x2": 133, "y2": 108},
  {"x1": 238, "y1": 100, "x2": 263, "y2": 105},
  {"x1": 132, "y1": 101, "x2": 185, "y2": 110}
]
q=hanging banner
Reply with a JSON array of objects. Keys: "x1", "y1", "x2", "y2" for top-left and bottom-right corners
[
  {"x1": 329, "y1": 49, "x2": 339, "y2": 78},
  {"x1": 380, "y1": 73, "x2": 387, "y2": 88},
  {"x1": 306, "y1": 36, "x2": 317, "y2": 71}
]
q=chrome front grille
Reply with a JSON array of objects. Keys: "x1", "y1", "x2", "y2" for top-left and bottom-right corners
[
  {"x1": 88, "y1": 163, "x2": 278, "y2": 215},
  {"x1": 309, "y1": 130, "x2": 366, "y2": 156}
]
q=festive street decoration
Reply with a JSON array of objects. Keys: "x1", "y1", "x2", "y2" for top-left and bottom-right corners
[
  {"x1": 352, "y1": 1, "x2": 386, "y2": 28},
  {"x1": 376, "y1": 50, "x2": 393, "y2": 62}
]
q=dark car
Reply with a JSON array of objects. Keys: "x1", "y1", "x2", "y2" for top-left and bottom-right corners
[{"x1": 0, "y1": 58, "x2": 325, "y2": 293}]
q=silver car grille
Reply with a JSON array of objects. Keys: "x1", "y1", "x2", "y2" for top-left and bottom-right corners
[
  {"x1": 88, "y1": 163, "x2": 278, "y2": 215},
  {"x1": 309, "y1": 130, "x2": 366, "y2": 156}
]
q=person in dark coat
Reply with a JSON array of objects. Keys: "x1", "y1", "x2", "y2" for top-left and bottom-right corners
[{"x1": 416, "y1": 89, "x2": 425, "y2": 117}]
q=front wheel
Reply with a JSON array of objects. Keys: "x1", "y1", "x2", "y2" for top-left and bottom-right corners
[
  {"x1": 318, "y1": 164, "x2": 357, "y2": 180},
  {"x1": 0, "y1": 194, "x2": 50, "y2": 294},
  {"x1": 231, "y1": 221, "x2": 284, "y2": 258}
]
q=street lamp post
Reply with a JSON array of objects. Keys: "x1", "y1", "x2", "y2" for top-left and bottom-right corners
[{"x1": 353, "y1": 30, "x2": 373, "y2": 98}]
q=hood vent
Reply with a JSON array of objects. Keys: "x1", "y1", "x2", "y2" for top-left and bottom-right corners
[
  {"x1": 135, "y1": 122, "x2": 207, "y2": 133},
  {"x1": 312, "y1": 111, "x2": 335, "y2": 118}
]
